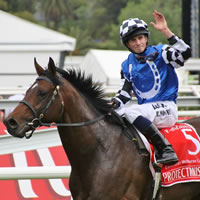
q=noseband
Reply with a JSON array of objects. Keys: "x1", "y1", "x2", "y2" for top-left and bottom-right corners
[{"x1": 20, "y1": 75, "x2": 106, "y2": 139}]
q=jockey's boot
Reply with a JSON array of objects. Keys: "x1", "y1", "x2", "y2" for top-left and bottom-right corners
[{"x1": 143, "y1": 123, "x2": 178, "y2": 165}]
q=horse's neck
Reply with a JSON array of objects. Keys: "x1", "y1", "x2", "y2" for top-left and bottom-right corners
[
  {"x1": 58, "y1": 89, "x2": 101, "y2": 160},
  {"x1": 58, "y1": 85, "x2": 139, "y2": 169},
  {"x1": 57, "y1": 122, "x2": 123, "y2": 167}
]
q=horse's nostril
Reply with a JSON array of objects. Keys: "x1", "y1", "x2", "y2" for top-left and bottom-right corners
[{"x1": 7, "y1": 118, "x2": 18, "y2": 129}]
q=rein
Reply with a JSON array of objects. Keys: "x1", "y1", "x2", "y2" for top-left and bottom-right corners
[
  {"x1": 21, "y1": 75, "x2": 106, "y2": 139},
  {"x1": 38, "y1": 114, "x2": 106, "y2": 127}
]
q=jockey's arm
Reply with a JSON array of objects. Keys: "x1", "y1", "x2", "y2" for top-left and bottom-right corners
[
  {"x1": 111, "y1": 71, "x2": 132, "y2": 108},
  {"x1": 161, "y1": 36, "x2": 191, "y2": 68},
  {"x1": 150, "y1": 10, "x2": 191, "y2": 68}
]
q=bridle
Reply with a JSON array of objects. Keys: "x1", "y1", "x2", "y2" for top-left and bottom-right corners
[{"x1": 20, "y1": 74, "x2": 106, "y2": 139}]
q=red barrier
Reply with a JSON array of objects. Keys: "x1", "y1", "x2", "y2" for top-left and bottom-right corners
[{"x1": 0, "y1": 123, "x2": 72, "y2": 200}]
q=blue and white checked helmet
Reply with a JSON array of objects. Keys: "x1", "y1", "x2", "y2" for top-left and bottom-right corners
[{"x1": 120, "y1": 18, "x2": 149, "y2": 45}]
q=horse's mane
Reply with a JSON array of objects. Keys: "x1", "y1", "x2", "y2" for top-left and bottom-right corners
[{"x1": 56, "y1": 67, "x2": 113, "y2": 115}]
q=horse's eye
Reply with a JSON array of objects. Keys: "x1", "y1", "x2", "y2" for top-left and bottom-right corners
[{"x1": 38, "y1": 90, "x2": 47, "y2": 97}]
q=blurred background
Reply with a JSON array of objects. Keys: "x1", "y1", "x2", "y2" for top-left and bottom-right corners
[{"x1": 0, "y1": 0, "x2": 189, "y2": 55}]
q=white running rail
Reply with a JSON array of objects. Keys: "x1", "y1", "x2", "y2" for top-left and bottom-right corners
[{"x1": 0, "y1": 166, "x2": 71, "y2": 180}]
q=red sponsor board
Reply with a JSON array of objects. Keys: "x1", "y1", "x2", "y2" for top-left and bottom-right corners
[{"x1": 0, "y1": 123, "x2": 72, "y2": 200}]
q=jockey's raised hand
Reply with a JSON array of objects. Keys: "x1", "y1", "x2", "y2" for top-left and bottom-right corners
[{"x1": 150, "y1": 10, "x2": 173, "y2": 39}]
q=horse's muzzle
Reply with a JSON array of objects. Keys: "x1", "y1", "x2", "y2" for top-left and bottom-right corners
[
  {"x1": 4, "y1": 118, "x2": 18, "y2": 133},
  {"x1": 3, "y1": 117, "x2": 29, "y2": 138}
]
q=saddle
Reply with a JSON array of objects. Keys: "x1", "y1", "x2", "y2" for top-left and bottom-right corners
[
  {"x1": 110, "y1": 111, "x2": 149, "y2": 156},
  {"x1": 110, "y1": 111, "x2": 159, "y2": 199}
]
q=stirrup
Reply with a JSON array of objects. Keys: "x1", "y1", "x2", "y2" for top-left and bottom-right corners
[{"x1": 155, "y1": 153, "x2": 178, "y2": 165}]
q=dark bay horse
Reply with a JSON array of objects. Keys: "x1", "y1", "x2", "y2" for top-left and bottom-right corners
[{"x1": 3, "y1": 58, "x2": 200, "y2": 200}]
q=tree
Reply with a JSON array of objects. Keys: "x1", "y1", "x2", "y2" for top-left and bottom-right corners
[
  {"x1": 87, "y1": 0, "x2": 128, "y2": 41},
  {"x1": 5, "y1": 0, "x2": 35, "y2": 12},
  {"x1": 39, "y1": 0, "x2": 69, "y2": 30},
  {"x1": 58, "y1": 0, "x2": 94, "y2": 54},
  {"x1": 0, "y1": 0, "x2": 8, "y2": 10}
]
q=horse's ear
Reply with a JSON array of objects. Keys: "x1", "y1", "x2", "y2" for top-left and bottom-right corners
[
  {"x1": 48, "y1": 57, "x2": 56, "y2": 76},
  {"x1": 34, "y1": 58, "x2": 44, "y2": 75}
]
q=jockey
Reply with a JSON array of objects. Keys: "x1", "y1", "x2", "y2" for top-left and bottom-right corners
[{"x1": 112, "y1": 10, "x2": 191, "y2": 165}]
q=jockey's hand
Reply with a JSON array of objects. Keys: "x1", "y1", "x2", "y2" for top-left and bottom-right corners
[
  {"x1": 111, "y1": 98, "x2": 121, "y2": 109},
  {"x1": 150, "y1": 10, "x2": 173, "y2": 39},
  {"x1": 150, "y1": 10, "x2": 167, "y2": 31}
]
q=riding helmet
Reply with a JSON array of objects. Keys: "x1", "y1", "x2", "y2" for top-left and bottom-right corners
[{"x1": 120, "y1": 18, "x2": 149, "y2": 46}]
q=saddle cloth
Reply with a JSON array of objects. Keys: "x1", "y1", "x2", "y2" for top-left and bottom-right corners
[{"x1": 142, "y1": 123, "x2": 200, "y2": 187}]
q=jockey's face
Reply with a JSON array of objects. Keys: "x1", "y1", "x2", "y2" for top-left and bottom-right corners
[{"x1": 127, "y1": 34, "x2": 148, "y2": 54}]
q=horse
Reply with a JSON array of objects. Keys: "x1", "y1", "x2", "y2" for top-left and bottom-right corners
[{"x1": 3, "y1": 57, "x2": 200, "y2": 200}]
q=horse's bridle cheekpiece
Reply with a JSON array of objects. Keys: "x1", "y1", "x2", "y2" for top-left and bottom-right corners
[{"x1": 20, "y1": 74, "x2": 106, "y2": 139}]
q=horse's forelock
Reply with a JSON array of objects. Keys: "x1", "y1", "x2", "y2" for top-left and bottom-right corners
[{"x1": 40, "y1": 69, "x2": 60, "y2": 86}]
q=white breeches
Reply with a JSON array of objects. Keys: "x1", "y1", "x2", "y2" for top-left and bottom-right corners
[{"x1": 115, "y1": 100, "x2": 178, "y2": 128}]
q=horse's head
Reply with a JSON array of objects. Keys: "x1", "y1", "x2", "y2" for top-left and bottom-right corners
[{"x1": 4, "y1": 58, "x2": 64, "y2": 138}]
